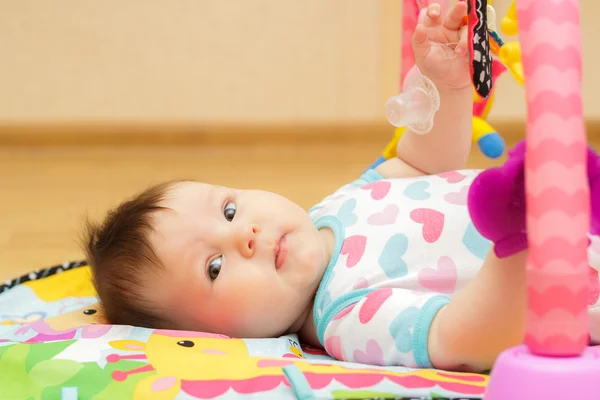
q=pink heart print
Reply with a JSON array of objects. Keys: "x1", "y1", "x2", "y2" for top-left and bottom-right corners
[
  {"x1": 341, "y1": 235, "x2": 367, "y2": 268},
  {"x1": 353, "y1": 278, "x2": 369, "y2": 290},
  {"x1": 444, "y1": 185, "x2": 469, "y2": 206},
  {"x1": 361, "y1": 181, "x2": 391, "y2": 200},
  {"x1": 410, "y1": 208, "x2": 445, "y2": 243},
  {"x1": 438, "y1": 171, "x2": 466, "y2": 184},
  {"x1": 333, "y1": 304, "x2": 357, "y2": 321},
  {"x1": 359, "y1": 288, "x2": 393, "y2": 324},
  {"x1": 324, "y1": 335, "x2": 344, "y2": 361},
  {"x1": 418, "y1": 256, "x2": 458, "y2": 294},
  {"x1": 367, "y1": 204, "x2": 399, "y2": 225},
  {"x1": 353, "y1": 339, "x2": 386, "y2": 366}
]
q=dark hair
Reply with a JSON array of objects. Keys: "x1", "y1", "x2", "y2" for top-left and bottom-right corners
[{"x1": 82, "y1": 181, "x2": 177, "y2": 329}]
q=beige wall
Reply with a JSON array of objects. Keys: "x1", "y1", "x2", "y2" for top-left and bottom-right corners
[{"x1": 0, "y1": 0, "x2": 598, "y2": 125}]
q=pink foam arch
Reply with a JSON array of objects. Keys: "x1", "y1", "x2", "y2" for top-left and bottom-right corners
[
  {"x1": 485, "y1": 1, "x2": 600, "y2": 398},
  {"x1": 519, "y1": 0, "x2": 588, "y2": 357}
]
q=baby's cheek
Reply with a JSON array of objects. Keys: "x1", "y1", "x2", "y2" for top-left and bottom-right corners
[
  {"x1": 228, "y1": 281, "x2": 269, "y2": 308},
  {"x1": 225, "y1": 279, "x2": 278, "y2": 315},
  {"x1": 292, "y1": 250, "x2": 322, "y2": 287},
  {"x1": 212, "y1": 295, "x2": 270, "y2": 336},
  {"x1": 200, "y1": 297, "x2": 246, "y2": 334},
  {"x1": 210, "y1": 308, "x2": 239, "y2": 330}
]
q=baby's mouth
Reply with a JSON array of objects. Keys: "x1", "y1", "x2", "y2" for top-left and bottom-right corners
[{"x1": 275, "y1": 234, "x2": 288, "y2": 270}]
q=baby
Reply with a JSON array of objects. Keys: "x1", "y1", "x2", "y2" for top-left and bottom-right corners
[{"x1": 83, "y1": 2, "x2": 600, "y2": 374}]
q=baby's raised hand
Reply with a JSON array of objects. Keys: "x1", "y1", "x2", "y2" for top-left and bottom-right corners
[{"x1": 413, "y1": 2, "x2": 470, "y2": 91}]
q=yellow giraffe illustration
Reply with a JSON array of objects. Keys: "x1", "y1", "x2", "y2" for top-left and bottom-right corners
[{"x1": 105, "y1": 329, "x2": 487, "y2": 399}]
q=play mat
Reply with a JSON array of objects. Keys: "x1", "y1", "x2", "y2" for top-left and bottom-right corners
[{"x1": 0, "y1": 261, "x2": 488, "y2": 399}]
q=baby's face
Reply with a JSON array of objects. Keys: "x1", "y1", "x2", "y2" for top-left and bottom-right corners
[{"x1": 148, "y1": 182, "x2": 331, "y2": 338}]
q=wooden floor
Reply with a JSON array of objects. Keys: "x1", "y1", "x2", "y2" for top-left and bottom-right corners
[{"x1": 0, "y1": 136, "x2": 515, "y2": 282}]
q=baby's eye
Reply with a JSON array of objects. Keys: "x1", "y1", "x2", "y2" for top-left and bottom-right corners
[
  {"x1": 208, "y1": 256, "x2": 222, "y2": 281},
  {"x1": 224, "y1": 201, "x2": 236, "y2": 222}
]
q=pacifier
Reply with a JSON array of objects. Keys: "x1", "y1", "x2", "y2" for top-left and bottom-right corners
[{"x1": 384, "y1": 72, "x2": 440, "y2": 134}]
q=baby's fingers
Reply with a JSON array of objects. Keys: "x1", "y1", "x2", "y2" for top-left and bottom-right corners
[
  {"x1": 412, "y1": 23, "x2": 431, "y2": 60},
  {"x1": 455, "y1": 24, "x2": 469, "y2": 57},
  {"x1": 444, "y1": 1, "x2": 468, "y2": 31},
  {"x1": 419, "y1": 3, "x2": 443, "y2": 27}
]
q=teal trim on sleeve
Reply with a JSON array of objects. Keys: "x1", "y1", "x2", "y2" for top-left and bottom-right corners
[
  {"x1": 308, "y1": 204, "x2": 322, "y2": 214},
  {"x1": 412, "y1": 295, "x2": 451, "y2": 368},
  {"x1": 361, "y1": 169, "x2": 384, "y2": 183},
  {"x1": 283, "y1": 365, "x2": 317, "y2": 400},
  {"x1": 316, "y1": 289, "x2": 373, "y2": 347},
  {"x1": 312, "y1": 216, "x2": 345, "y2": 334}
]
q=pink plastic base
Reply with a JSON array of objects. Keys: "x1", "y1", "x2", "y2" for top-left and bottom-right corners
[{"x1": 485, "y1": 345, "x2": 600, "y2": 399}]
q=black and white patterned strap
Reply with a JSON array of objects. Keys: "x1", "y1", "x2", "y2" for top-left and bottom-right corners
[{"x1": 0, "y1": 260, "x2": 87, "y2": 295}]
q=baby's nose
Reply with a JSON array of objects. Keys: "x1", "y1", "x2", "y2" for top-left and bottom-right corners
[{"x1": 236, "y1": 224, "x2": 259, "y2": 257}]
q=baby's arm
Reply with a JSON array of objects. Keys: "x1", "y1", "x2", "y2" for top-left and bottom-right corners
[
  {"x1": 380, "y1": 86, "x2": 472, "y2": 178},
  {"x1": 396, "y1": 86, "x2": 472, "y2": 175},
  {"x1": 376, "y1": 2, "x2": 473, "y2": 179}
]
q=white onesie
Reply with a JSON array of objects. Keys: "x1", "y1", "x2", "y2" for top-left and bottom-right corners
[{"x1": 308, "y1": 168, "x2": 600, "y2": 369}]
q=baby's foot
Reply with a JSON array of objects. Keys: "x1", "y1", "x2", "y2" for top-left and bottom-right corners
[{"x1": 468, "y1": 140, "x2": 527, "y2": 258}]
